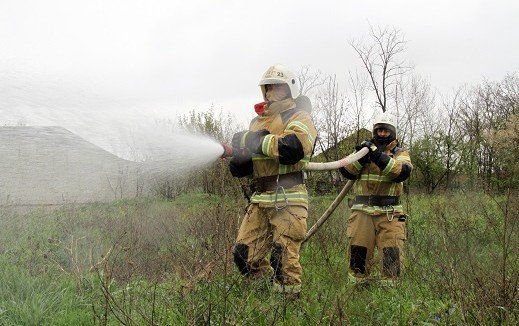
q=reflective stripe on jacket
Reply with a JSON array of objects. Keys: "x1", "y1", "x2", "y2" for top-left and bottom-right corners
[
  {"x1": 343, "y1": 143, "x2": 412, "y2": 215},
  {"x1": 248, "y1": 98, "x2": 317, "y2": 207}
]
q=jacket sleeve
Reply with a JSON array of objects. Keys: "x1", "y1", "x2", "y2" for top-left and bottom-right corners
[
  {"x1": 339, "y1": 155, "x2": 366, "y2": 179},
  {"x1": 258, "y1": 111, "x2": 317, "y2": 165},
  {"x1": 375, "y1": 148, "x2": 413, "y2": 182},
  {"x1": 389, "y1": 148, "x2": 413, "y2": 182},
  {"x1": 339, "y1": 154, "x2": 365, "y2": 179}
]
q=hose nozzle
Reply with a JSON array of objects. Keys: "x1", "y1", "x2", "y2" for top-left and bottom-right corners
[{"x1": 221, "y1": 143, "x2": 233, "y2": 158}]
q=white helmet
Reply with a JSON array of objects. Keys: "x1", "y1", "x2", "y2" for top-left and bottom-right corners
[
  {"x1": 258, "y1": 64, "x2": 299, "y2": 100},
  {"x1": 373, "y1": 112, "x2": 397, "y2": 138}
]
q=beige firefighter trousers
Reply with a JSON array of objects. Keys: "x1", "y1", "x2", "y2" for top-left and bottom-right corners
[
  {"x1": 347, "y1": 210, "x2": 407, "y2": 279},
  {"x1": 234, "y1": 204, "x2": 307, "y2": 293}
]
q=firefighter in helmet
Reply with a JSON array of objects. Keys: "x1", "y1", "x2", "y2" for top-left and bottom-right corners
[
  {"x1": 229, "y1": 64, "x2": 317, "y2": 297},
  {"x1": 339, "y1": 112, "x2": 412, "y2": 285}
]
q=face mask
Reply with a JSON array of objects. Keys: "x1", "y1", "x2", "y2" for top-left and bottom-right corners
[
  {"x1": 373, "y1": 134, "x2": 396, "y2": 152},
  {"x1": 265, "y1": 86, "x2": 290, "y2": 102}
]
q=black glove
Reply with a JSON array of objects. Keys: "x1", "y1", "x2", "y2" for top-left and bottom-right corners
[
  {"x1": 232, "y1": 131, "x2": 248, "y2": 149},
  {"x1": 355, "y1": 140, "x2": 377, "y2": 165},
  {"x1": 245, "y1": 129, "x2": 270, "y2": 154},
  {"x1": 229, "y1": 160, "x2": 240, "y2": 177},
  {"x1": 357, "y1": 140, "x2": 391, "y2": 168},
  {"x1": 370, "y1": 147, "x2": 384, "y2": 164},
  {"x1": 229, "y1": 159, "x2": 253, "y2": 178}
]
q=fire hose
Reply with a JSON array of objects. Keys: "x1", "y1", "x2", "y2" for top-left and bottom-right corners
[
  {"x1": 305, "y1": 147, "x2": 369, "y2": 171},
  {"x1": 221, "y1": 144, "x2": 369, "y2": 242},
  {"x1": 303, "y1": 147, "x2": 368, "y2": 243}
]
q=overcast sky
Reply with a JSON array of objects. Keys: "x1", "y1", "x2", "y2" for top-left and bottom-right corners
[{"x1": 1, "y1": 0, "x2": 518, "y2": 128}]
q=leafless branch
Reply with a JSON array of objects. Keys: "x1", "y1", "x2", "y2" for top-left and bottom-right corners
[{"x1": 350, "y1": 25, "x2": 413, "y2": 113}]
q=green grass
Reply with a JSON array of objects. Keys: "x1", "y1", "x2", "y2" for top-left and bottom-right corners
[
  {"x1": 0, "y1": 262, "x2": 92, "y2": 325},
  {"x1": 0, "y1": 191, "x2": 517, "y2": 324}
]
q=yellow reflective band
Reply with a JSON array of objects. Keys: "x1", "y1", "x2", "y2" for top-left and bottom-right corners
[
  {"x1": 252, "y1": 156, "x2": 274, "y2": 161},
  {"x1": 388, "y1": 182, "x2": 397, "y2": 196},
  {"x1": 240, "y1": 132, "x2": 249, "y2": 148},
  {"x1": 286, "y1": 121, "x2": 309, "y2": 134},
  {"x1": 351, "y1": 204, "x2": 404, "y2": 214},
  {"x1": 396, "y1": 154, "x2": 410, "y2": 162},
  {"x1": 251, "y1": 198, "x2": 309, "y2": 205},
  {"x1": 251, "y1": 191, "x2": 309, "y2": 204},
  {"x1": 353, "y1": 161, "x2": 363, "y2": 172},
  {"x1": 305, "y1": 132, "x2": 315, "y2": 147},
  {"x1": 262, "y1": 134, "x2": 275, "y2": 156},
  {"x1": 252, "y1": 191, "x2": 308, "y2": 200},
  {"x1": 382, "y1": 157, "x2": 395, "y2": 174},
  {"x1": 279, "y1": 164, "x2": 289, "y2": 174},
  {"x1": 286, "y1": 121, "x2": 314, "y2": 145},
  {"x1": 359, "y1": 174, "x2": 393, "y2": 182},
  {"x1": 301, "y1": 156, "x2": 311, "y2": 163}
]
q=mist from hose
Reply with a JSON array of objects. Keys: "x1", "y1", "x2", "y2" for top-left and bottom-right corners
[
  {"x1": 0, "y1": 72, "x2": 237, "y2": 208},
  {"x1": 117, "y1": 120, "x2": 226, "y2": 177},
  {"x1": 34, "y1": 109, "x2": 225, "y2": 177},
  {"x1": 1, "y1": 72, "x2": 226, "y2": 178}
]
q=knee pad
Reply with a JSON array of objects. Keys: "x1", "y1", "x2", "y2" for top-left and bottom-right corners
[
  {"x1": 382, "y1": 247, "x2": 400, "y2": 277},
  {"x1": 233, "y1": 243, "x2": 250, "y2": 276},
  {"x1": 270, "y1": 243, "x2": 284, "y2": 282},
  {"x1": 350, "y1": 245, "x2": 367, "y2": 275}
]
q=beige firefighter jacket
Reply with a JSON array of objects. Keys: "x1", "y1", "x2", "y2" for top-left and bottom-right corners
[
  {"x1": 238, "y1": 98, "x2": 317, "y2": 208},
  {"x1": 342, "y1": 140, "x2": 412, "y2": 215}
]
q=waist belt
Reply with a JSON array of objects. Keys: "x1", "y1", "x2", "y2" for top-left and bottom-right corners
[
  {"x1": 353, "y1": 195, "x2": 400, "y2": 206},
  {"x1": 253, "y1": 171, "x2": 305, "y2": 192}
]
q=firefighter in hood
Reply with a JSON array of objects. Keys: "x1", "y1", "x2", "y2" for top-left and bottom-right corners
[
  {"x1": 339, "y1": 112, "x2": 412, "y2": 285},
  {"x1": 229, "y1": 64, "x2": 317, "y2": 296}
]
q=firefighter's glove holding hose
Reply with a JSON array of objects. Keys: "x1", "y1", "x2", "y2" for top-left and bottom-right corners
[
  {"x1": 358, "y1": 140, "x2": 389, "y2": 168},
  {"x1": 244, "y1": 129, "x2": 270, "y2": 154},
  {"x1": 229, "y1": 160, "x2": 239, "y2": 176},
  {"x1": 230, "y1": 131, "x2": 252, "y2": 164},
  {"x1": 356, "y1": 140, "x2": 379, "y2": 165},
  {"x1": 229, "y1": 160, "x2": 249, "y2": 177},
  {"x1": 232, "y1": 131, "x2": 248, "y2": 149},
  {"x1": 354, "y1": 141, "x2": 376, "y2": 165}
]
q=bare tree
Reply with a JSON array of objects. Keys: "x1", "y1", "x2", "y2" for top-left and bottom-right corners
[
  {"x1": 348, "y1": 70, "x2": 369, "y2": 144},
  {"x1": 314, "y1": 75, "x2": 352, "y2": 161},
  {"x1": 409, "y1": 105, "x2": 440, "y2": 192},
  {"x1": 350, "y1": 26, "x2": 412, "y2": 113},
  {"x1": 459, "y1": 74, "x2": 519, "y2": 190},
  {"x1": 309, "y1": 74, "x2": 353, "y2": 189},
  {"x1": 438, "y1": 91, "x2": 465, "y2": 190},
  {"x1": 395, "y1": 74, "x2": 436, "y2": 147},
  {"x1": 298, "y1": 65, "x2": 325, "y2": 97}
]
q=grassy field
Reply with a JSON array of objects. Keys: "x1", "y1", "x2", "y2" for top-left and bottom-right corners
[{"x1": 0, "y1": 191, "x2": 517, "y2": 325}]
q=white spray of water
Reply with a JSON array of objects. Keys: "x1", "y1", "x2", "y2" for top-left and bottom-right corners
[
  {"x1": 1, "y1": 72, "x2": 226, "y2": 177},
  {"x1": 42, "y1": 110, "x2": 225, "y2": 177},
  {"x1": 111, "y1": 118, "x2": 226, "y2": 176}
]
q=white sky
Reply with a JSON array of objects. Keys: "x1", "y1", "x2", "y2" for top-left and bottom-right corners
[{"x1": 1, "y1": 0, "x2": 518, "y2": 128}]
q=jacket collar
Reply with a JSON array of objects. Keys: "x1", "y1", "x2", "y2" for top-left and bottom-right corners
[{"x1": 263, "y1": 98, "x2": 296, "y2": 116}]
